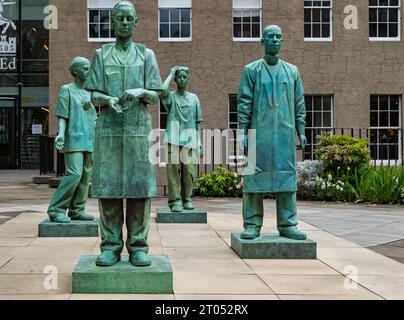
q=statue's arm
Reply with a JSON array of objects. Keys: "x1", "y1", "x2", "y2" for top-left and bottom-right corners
[
  {"x1": 294, "y1": 69, "x2": 307, "y2": 147},
  {"x1": 161, "y1": 67, "x2": 178, "y2": 98},
  {"x1": 55, "y1": 118, "x2": 66, "y2": 151},
  {"x1": 237, "y1": 66, "x2": 254, "y2": 135}
]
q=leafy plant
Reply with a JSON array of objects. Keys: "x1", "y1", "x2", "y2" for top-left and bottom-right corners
[
  {"x1": 315, "y1": 133, "x2": 371, "y2": 180},
  {"x1": 352, "y1": 166, "x2": 404, "y2": 204},
  {"x1": 315, "y1": 174, "x2": 357, "y2": 202},
  {"x1": 297, "y1": 160, "x2": 324, "y2": 200},
  {"x1": 195, "y1": 167, "x2": 242, "y2": 197}
]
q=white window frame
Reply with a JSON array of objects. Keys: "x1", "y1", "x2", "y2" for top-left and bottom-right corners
[
  {"x1": 87, "y1": 0, "x2": 120, "y2": 43},
  {"x1": 370, "y1": 95, "x2": 402, "y2": 164},
  {"x1": 304, "y1": 95, "x2": 334, "y2": 160},
  {"x1": 369, "y1": 0, "x2": 401, "y2": 41},
  {"x1": 232, "y1": 0, "x2": 262, "y2": 42},
  {"x1": 158, "y1": 0, "x2": 192, "y2": 42},
  {"x1": 304, "y1": 0, "x2": 333, "y2": 42}
]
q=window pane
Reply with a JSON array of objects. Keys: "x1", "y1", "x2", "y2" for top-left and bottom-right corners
[
  {"x1": 252, "y1": 23, "x2": 260, "y2": 38},
  {"x1": 170, "y1": 23, "x2": 180, "y2": 37},
  {"x1": 322, "y1": 24, "x2": 330, "y2": 38},
  {"x1": 378, "y1": 8, "x2": 388, "y2": 22},
  {"x1": 306, "y1": 112, "x2": 313, "y2": 127},
  {"x1": 251, "y1": 10, "x2": 260, "y2": 23},
  {"x1": 370, "y1": 95, "x2": 379, "y2": 110},
  {"x1": 100, "y1": 24, "x2": 110, "y2": 38},
  {"x1": 312, "y1": 23, "x2": 321, "y2": 37},
  {"x1": 305, "y1": 97, "x2": 313, "y2": 110},
  {"x1": 390, "y1": 112, "x2": 399, "y2": 126},
  {"x1": 181, "y1": 23, "x2": 190, "y2": 37},
  {"x1": 181, "y1": 9, "x2": 191, "y2": 23},
  {"x1": 323, "y1": 96, "x2": 332, "y2": 110},
  {"x1": 100, "y1": 10, "x2": 109, "y2": 23},
  {"x1": 369, "y1": 23, "x2": 378, "y2": 37},
  {"x1": 304, "y1": 23, "x2": 312, "y2": 37},
  {"x1": 389, "y1": 8, "x2": 398, "y2": 22},
  {"x1": 170, "y1": 9, "x2": 180, "y2": 23},
  {"x1": 312, "y1": 9, "x2": 321, "y2": 22},
  {"x1": 378, "y1": 23, "x2": 388, "y2": 37},
  {"x1": 389, "y1": 23, "x2": 398, "y2": 37},
  {"x1": 380, "y1": 95, "x2": 389, "y2": 110},
  {"x1": 89, "y1": 10, "x2": 100, "y2": 23},
  {"x1": 370, "y1": 112, "x2": 379, "y2": 127},
  {"x1": 390, "y1": 96, "x2": 400, "y2": 110},
  {"x1": 243, "y1": 23, "x2": 251, "y2": 38},
  {"x1": 314, "y1": 112, "x2": 322, "y2": 127},
  {"x1": 314, "y1": 96, "x2": 322, "y2": 111},
  {"x1": 243, "y1": 14, "x2": 251, "y2": 23},
  {"x1": 160, "y1": 23, "x2": 169, "y2": 37},
  {"x1": 322, "y1": 9, "x2": 330, "y2": 22},
  {"x1": 234, "y1": 23, "x2": 242, "y2": 37},
  {"x1": 379, "y1": 0, "x2": 389, "y2": 6},
  {"x1": 380, "y1": 112, "x2": 389, "y2": 126},
  {"x1": 390, "y1": 0, "x2": 399, "y2": 6},
  {"x1": 323, "y1": 112, "x2": 331, "y2": 127},
  {"x1": 160, "y1": 9, "x2": 169, "y2": 23},
  {"x1": 369, "y1": 0, "x2": 378, "y2": 6},
  {"x1": 233, "y1": 9, "x2": 242, "y2": 23},
  {"x1": 304, "y1": 9, "x2": 311, "y2": 23},
  {"x1": 89, "y1": 24, "x2": 99, "y2": 38},
  {"x1": 369, "y1": 8, "x2": 377, "y2": 23}
]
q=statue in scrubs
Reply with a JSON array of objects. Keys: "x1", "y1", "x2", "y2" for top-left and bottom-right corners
[
  {"x1": 47, "y1": 57, "x2": 96, "y2": 224},
  {"x1": 161, "y1": 67, "x2": 203, "y2": 212},
  {"x1": 86, "y1": 1, "x2": 162, "y2": 267},
  {"x1": 237, "y1": 25, "x2": 308, "y2": 241}
]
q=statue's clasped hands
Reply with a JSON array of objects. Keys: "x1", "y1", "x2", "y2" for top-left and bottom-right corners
[{"x1": 108, "y1": 89, "x2": 146, "y2": 114}]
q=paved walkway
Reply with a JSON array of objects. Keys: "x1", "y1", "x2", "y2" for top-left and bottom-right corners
[{"x1": 0, "y1": 170, "x2": 403, "y2": 300}]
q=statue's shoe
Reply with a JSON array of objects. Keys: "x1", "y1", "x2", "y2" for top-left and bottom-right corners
[
  {"x1": 240, "y1": 228, "x2": 260, "y2": 240},
  {"x1": 279, "y1": 227, "x2": 307, "y2": 240},
  {"x1": 130, "y1": 251, "x2": 151, "y2": 267},
  {"x1": 48, "y1": 213, "x2": 71, "y2": 223},
  {"x1": 68, "y1": 212, "x2": 94, "y2": 221},
  {"x1": 95, "y1": 251, "x2": 120, "y2": 267},
  {"x1": 171, "y1": 203, "x2": 184, "y2": 212},
  {"x1": 183, "y1": 201, "x2": 194, "y2": 210}
]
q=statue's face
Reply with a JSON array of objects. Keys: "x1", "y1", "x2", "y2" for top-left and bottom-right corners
[
  {"x1": 261, "y1": 27, "x2": 283, "y2": 55},
  {"x1": 74, "y1": 62, "x2": 90, "y2": 81},
  {"x1": 175, "y1": 70, "x2": 189, "y2": 89},
  {"x1": 113, "y1": 6, "x2": 137, "y2": 38}
]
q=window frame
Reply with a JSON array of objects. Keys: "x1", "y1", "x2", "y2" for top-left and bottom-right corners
[
  {"x1": 87, "y1": 0, "x2": 120, "y2": 43},
  {"x1": 158, "y1": 2, "x2": 193, "y2": 42},
  {"x1": 304, "y1": 95, "x2": 334, "y2": 160},
  {"x1": 232, "y1": 0, "x2": 262, "y2": 42},
  {"x1": 304, "y1": 0, "x2": 333, "y2": 42},
  {"x1": 369, "y1": 94, "x2": 402, "y2": 163},
  {"x1": 369, "y1": 0, "x2": 401, "y2": 41}
]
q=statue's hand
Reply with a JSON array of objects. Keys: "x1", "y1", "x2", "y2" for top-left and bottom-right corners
[
  {"x1": 108, "y1": 97, "x2": 123, "y2": 114},
  {"x1": 83, "y1": 100, "x2": 92, "y2": 111},
  {"x1": 55, "y1": 134, "x2": 64, "y2": 151},
  {"x1": 198, "y1": 144, "x2": 204, "y2": 157},
  {"x1": 170, "y1": 66, "x2": 179, "y2": 76},
  {"x1": 121, "y1": 89, "x2": 145, "y2": 103},
  {"x1": 299, "y1": 135, "x2": 308, "y2": 149}
]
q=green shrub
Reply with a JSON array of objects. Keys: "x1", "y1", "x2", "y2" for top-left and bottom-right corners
[
  {"x1": 352, "y1": 166, "x2": 404, "y2": 204},
  {"x1": 315, "y1": 174, "x2": 357, "y2": 202},
  {"x1": 315, "y1": 133, "x2": 371, "y2": 180},
  {"x1": 195, "y1": 167, "x2": 242, "y2": 197}
]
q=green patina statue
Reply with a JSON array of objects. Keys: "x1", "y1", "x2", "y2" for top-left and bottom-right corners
[
  {"x1": 237, "y1": 25, "x2": 308, "y2": 241},
  {"x1": 161, "y1": 66, "x2": 203, "y2": 212},
  {"x1": 86, "y1": 1, "x2": 162, "y2": 267},
  {"x1": 47, "y1": 57, "x2": 97, "y2": 224}
]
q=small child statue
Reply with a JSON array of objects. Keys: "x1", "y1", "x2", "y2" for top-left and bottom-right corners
[
  {"x1": 47, "y1": 57, "x2": 97, "y2": 223},
  {"x1": 161, "y1": 66, "x2": 203, "y2": 212}
]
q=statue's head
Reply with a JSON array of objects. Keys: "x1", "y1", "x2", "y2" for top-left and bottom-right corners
[
  {"x1": 112, "y1": 1, "x2": 138, "y2": 38},
  {"x1": 261, "y1": 25, "x2": 283, "y2": 55},
  {"x1": 175, "y1": 67, "x2": 189, "y2": 89},
  {"x1": 69, "y1": 56, "x2": 90, "y2": 80}
]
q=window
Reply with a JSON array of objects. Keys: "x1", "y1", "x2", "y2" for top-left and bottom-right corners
[
  {"x1": 304, "y1": 95, "x2": 333, "y2": 160},
  {"x1": 304, "y1": 0, "x2": 333, "y2": 41},
  {"x1": 369, "y1": 0, "x2": 400, "y2": 40},
  {"x1": 159, "y1": 0, "x2": 192, "y2": 42},
  {"x1": 228, "y1": 94, "x2": 238, "y2": 130},
  {"x1": 87, "y1": 0, "x2": 119, "y2": 42},
  {"x1": 233, "y1": 0, "x2": 262, "y2": 41},
  {"x1": 370, "y1": 95, "x2": 402, "y2": 161}
]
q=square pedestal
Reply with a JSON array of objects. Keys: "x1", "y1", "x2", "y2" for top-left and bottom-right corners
[
  {"x1": 231, "y1": 233, "x2": 317, "y2": 259},
  {"x1": 156, "y1": 208, "x2": 207, "y2": 224},
  {"x1": 72, "y1": 255, "x2": 173, "y2": 294},
  {"x1": 38, "y1": 219, "x2": 99, "y2": 237}
]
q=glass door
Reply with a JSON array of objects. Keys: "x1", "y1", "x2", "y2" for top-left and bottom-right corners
[{"x1": 0, "y1": 97, "x2": 18, "y2": 169}]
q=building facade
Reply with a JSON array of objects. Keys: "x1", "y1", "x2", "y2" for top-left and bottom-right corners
[
  {"x1": 46, "y1": 0, "x2": 403, "y2": 169},
  {"x1": 0, "y1": 0, "x2": 49, "y2": 169}
]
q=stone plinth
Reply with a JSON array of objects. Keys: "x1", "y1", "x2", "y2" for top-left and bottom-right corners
[
  {"x1": 38, "y1": 219, "x2": 99, "y2": 237},
  {"x1": 156, "y1": 208, "x2": 207, "y2": 224}
]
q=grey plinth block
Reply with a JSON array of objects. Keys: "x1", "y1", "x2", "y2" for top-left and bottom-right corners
[
  {"x1": 231, "y1": 233, "x2": 317, "y2": 259},
  {"x1": 72, "y1": 255, "x2": 173, "y2": 294},
  {"x1": 38, "y1": 219, "x2": 99, "y2": 237},
  {"x1": 156, "y1": 208, "x2": 207, "y2": 224}
]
